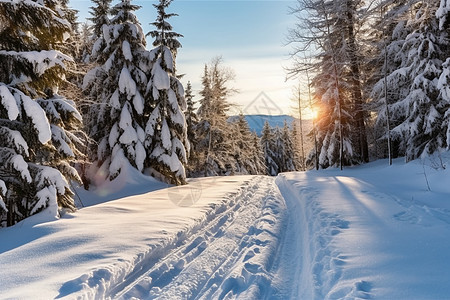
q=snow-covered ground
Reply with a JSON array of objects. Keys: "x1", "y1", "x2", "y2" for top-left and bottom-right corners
[{"x1": 1, "y1": 156, "x2": 450, "y2": 299}]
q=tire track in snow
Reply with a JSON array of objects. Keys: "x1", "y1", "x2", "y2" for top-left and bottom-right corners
[{"x1": 113, "y1": 176, "x2": 287, "y2": 300}]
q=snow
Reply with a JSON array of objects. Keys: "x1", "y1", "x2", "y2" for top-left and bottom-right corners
[
  {"x1": 122, "y1": 40, "x2": 133, "y2": 62},
  {"x1": 133, "y1": 91, "x2": 144, "y2": 115},
  {"x1": 119, "y1": 103, "x2": 133, "y2": 130},
  {"x1": 119, "y1": 67, "x2": 137, "y2": 98},
  {"x1": 152, "y1": 58, "x2": 170, "y2": 90},
  {"x1": 1, "y1": 127, "x2": 29, "y2": 156},
  {"x1": 11, "y1": 154, "x2": 31, "y2": 183},
  {"x1": 2, "y1": 156, "x2": 450, "y2": 299},
  {"x1": 161, "y1": 118, "x2": 171, "y2": 150},
  {"x1": 0, "y1": 84, "x2": 19, "y2": 120},
  {"x1": 19, "y1": 91, "x2": 52, "y2": 144},
  {"x1": 0, "y1": 180, "x2": 6, "y2": 211}
]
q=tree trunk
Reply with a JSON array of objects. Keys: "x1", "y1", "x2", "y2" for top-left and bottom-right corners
[{"x1": 346, "y1": 0, "x2": 369, "y2": 163}]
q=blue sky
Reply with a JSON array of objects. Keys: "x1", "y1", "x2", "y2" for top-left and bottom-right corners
[{"x1": 70, "y1": 0, "x2": 298, "y2": 115}]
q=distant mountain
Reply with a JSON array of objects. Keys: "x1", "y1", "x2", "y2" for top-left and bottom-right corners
[{"x1": 229, "y1": 114, "x2": 296, "y2": 136}]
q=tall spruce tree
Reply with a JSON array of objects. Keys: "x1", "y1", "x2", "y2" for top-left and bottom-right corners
[
  {"x1": 145, "y1": 0, "x2": 189, "y2": 185},
  {"x1": 371, "y1": 0, "x2": 449, "y2": 160},
  {"x1": 232, "y1": 114, "x2": 264, "y2": 174},
  {"x1": 279, "y1": 120, "x2": 297, "y2": 172},
  {"x1": 194, "y1": 58, "x2": 235, "y2": 176},
  {"x1": 184, "y1": 81, "x2": 198, "y2": 145},
  {"x1": 289, "y1": 0, "x2": 369, "y2": 168},
  {"x1": 261, "y1": 121, "x2": 279, "y2": 176},
  {"x1": 83, "y1": 0, "x2": 154, "y2": 181},
  {"x1": 0, "y1": 0, "x2": 83, "y2": 226}
]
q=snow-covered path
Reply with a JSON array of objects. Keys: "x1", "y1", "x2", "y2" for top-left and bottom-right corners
[
  {"x1": 276, "y1": 165, "x2": 450, "y2": 299},
  {"x1": 114, "y1": 176, "x2": 286, "y2": 299},
  {"x1": 2, "y1": 159, "x2": 450, "y2": 299}
]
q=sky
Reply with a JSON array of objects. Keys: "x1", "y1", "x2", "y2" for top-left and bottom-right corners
[{"x1": 70, "y1": 0, "x2": 299, "y2": 115}]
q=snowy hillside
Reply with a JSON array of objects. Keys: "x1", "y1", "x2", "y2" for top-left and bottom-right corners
[
  {"x1": 229, "y1": 114, "x2": 313, "y2": 136},
  {"x1": 1, "y1": 155, "x2": 450, "y2": 299}
]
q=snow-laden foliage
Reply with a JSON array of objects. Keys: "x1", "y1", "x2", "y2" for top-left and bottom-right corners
[
  {"x1": 370, "y1": 0, "x2": 450, "y2": 161},
  {"x1": 261, "y1": 121, "x2": 279, "y2": 176},
  {"x1": 84, "y1": 0, "x2": 154, "y2": 181},
  {"x1": 193, "y1": 60, "x2": 236, "y2": 177},
  {"x1": 231, "y1": 114, "x2": 266, "y2": 175},
  {"x1": 85, "y1": 0, "x2": 188, "y2": 185},
  {"x1": 0, "y1": 85, "x2": 81, "y2": 227},
  {"x1": 145, "y1": 47, "x2": 189, "y2": 185},
  {"x1": 0, "y1": 0, "x2": 83, "y2": 226},
  {"x1": 436, "y1": 0, "x2": 450, "y2": 29}
]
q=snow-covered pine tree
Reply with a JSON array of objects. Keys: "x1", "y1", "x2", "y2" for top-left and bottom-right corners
[
  {"x1": 145, "y1": 0, "x2": 189, "y2": 185},
  {"x1": 88, "y1": 0, "x2": 112, "y2": 64},
  {"x1": 89, "y1": 0, "x2": 112, "y2": 39},
  {"x1": 400, "y1": 0, "x2": 448, "y2": 160},
  {"x1": 0, "y1": 0, "x2": 83, "y2": 226},
  {"x1": 291, "y1": 120, "x2": 304, "y2": 170},
  {"x1": 251, "y1": 132, "x2": 267, "y2": 174},
  {"x1": 194, "y1": 58, "x2": 235, "y2": 176},
  {"x1": 232, "y1": 114, "x2": 262, "y2": 174},
  {"x1": 437, "y1": 0, "x2": 450, "y2": 149},
  {"x1": 371, "y1": 0, "x2": 448, "y2": 161},
  {"x1": 261, "y1": 121, "x2": 279, "y2": 176},
  {"x1": 83, "y1": 0, "x2": 154, "y2": 181},
  {"x1": 184, "y1": 81, "x2": 199, "y2": 176},
  {"x1": 368, "y1": 0, "x2": 411, "y2": 159},
  {"x1": 184, "y1": 81, "x2": 198, "y2": 145},
  {"x1": 279, "y1": 120, "x2": 297, "y2": 172}
]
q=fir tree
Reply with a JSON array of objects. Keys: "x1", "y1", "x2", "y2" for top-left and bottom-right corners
[
  {"x1": 279, "y1": 121, "x2": 296, "y2": 172},
  {"x1": 145, "y1": 0, "x2": 189, "y2": 185},
  {"x1": 184, "y1": 81, "x2": 198, "y2": 145},
  {"x1": 88, "y1": 0, "x2": 112, "y2": 65},
  {"x1": 83, "y1": 0, "x2": 154, "y2": 181},
  {"x1": 194, "y1": 58, "x2": 235, "y2": 176},
  {"x1": 261, "y1": 121, "x2": 279, "y2": 176},
  {"x1": 232, "y1": 114, "x2": 263, "y2": 174},
  {"x1": 371, "y1": 0, "x2": 449, "y2": 160},
  {"x1": 89, "y1": 0, "x2": 112, "y2": 39},
  {"x1": 289, "y1": 0, "x2": 369, "y2": 168},
  {"x1": 0, "y1": 0, "x2": 83, "y2": 226}
]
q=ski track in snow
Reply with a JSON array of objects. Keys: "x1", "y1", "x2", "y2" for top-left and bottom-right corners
[{"x1": 111, "y1": 176, "x2": 287, "y2": 300}]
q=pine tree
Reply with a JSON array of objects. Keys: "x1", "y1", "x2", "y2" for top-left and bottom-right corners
[
  {"x1": 145, "y1": 0, "x2": 189, "y2": 185},
  {"x1": 289, "y1": 0, "x2": 369, "y2": 168},
  {"x1": 279, "y1": 121, "x2": 296, "y2": 172},
  {"x1": 261, "y1": 121, "x2": 279, "y2": 176},
  {"x1": 291, "y1": 121, "x2": 304, "y2": 170},
  {"x1": 371, "y1": 0, "x2": 449, "y2": 160},
  {"x1": 232, "y1": 114, "x2": 263, "y2": 174},
  {"x1": 251, "y1": 133, "x2": 267, "y2": 174},
  {"x1": 88, "y1": 0, "x2": 112, "y2": 65},
  {"x1": 83, "y1": 0, "x2": 154, "y2": 181},
  {"x1": 184, "y1": 81, "x2": 198, "y2": 145},
  {"x1": 194, "y1": 58, "x2": 235, "y2": 176},
  {"x1": 89, "y1": 0, "x2": 112, "y2": 39},
  {"x1": 0, "y1": 0, "x2": 83, "y2": 226}
]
